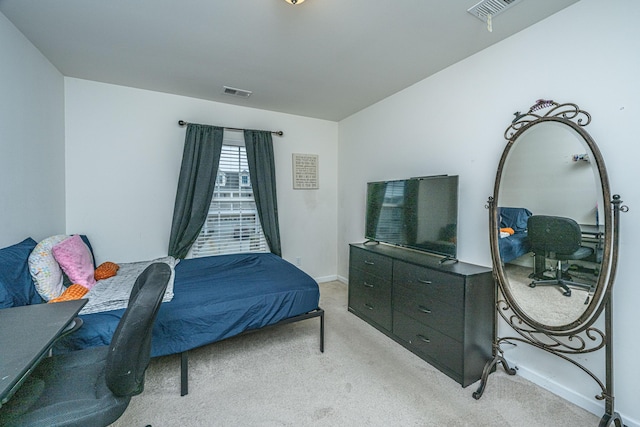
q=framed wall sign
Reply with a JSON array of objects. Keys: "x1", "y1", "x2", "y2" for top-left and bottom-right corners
[{"x1": 292, "y1": 153, "x2": 319, "y2": 189}]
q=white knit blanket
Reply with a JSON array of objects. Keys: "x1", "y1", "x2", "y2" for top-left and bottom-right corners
[{"x1": 79, "y1": 256, "x2": 177, "y2": 315}]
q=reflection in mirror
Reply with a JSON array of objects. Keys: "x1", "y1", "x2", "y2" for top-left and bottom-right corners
[{"x1": 497, "y1": 122, "x2": 604, "y2": 327}]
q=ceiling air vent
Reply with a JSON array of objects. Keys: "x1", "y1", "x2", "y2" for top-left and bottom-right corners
[
  {"x1": 222, "y1": 86, "x2": 252, "y2": 98},
  {"x1": 467, "y1": 0, "x2": 524, "y2": 21}
]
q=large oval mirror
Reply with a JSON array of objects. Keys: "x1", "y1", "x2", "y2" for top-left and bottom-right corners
[{"x1": 491, "y1": 100, "x2": 612, "y2": 332}]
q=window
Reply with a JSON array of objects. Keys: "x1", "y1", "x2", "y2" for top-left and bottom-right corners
[
  {"x1": 240, "y1": 171, "x2": 250, "y2": 187},
  {"x1": 190, "y1": 137, "x2": 269, "y2": 257},
  {"x1": 216, "y1": 171, "x2": 227, "y2": 187}
]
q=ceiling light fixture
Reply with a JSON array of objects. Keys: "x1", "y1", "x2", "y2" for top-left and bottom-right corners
[{"x1": 284, "y1": 0, "x2": 306, "y2": 4}]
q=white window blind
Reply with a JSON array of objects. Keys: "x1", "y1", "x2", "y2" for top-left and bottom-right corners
[{"x1": 190, "y1": 141, "x2": 269, "y2": 258}]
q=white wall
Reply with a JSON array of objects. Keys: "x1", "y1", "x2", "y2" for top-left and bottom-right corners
[
  {"x1": 64, "y1": 79, "x2": 338, "y2": 281},
  {"x1": 500, "y1": 121, "x2": 602, "y2": 224},
  {"x1": 0, "y1": 12, "x2": 66, "y2": 247},
  {"x1": 338, "y1": 0, "x2": 639, "y2": 424}
]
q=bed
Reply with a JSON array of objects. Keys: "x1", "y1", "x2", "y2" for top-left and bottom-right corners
[
  {"x1": 498, "y1": 207, "x2": 533, "y2": 264},
  {"x1": 61, "y1": 252, "x2": 323, "y2": 395},
  {"x1": 0, "y1": 238, "x2": 323, "y2": 396}
]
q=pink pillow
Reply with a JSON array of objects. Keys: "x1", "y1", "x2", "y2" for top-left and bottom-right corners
[{"x1": 52, "y1": 235, "x2": 97, "y2": 290}]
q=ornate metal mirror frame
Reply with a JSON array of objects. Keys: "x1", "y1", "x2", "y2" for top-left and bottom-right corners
[{"x1": 473, "y1": 99, "x2": 628, "y2": 427}]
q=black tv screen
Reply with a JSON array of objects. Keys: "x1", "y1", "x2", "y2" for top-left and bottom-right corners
[{"x1": 365, "y1": 175, "x2": 459, "y2": 258}]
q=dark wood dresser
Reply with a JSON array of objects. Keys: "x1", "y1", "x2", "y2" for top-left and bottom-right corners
[{"x1": 348, "y1": 243, "x2": 494, "y2": 387}]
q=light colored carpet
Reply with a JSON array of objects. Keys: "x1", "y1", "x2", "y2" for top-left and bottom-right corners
[
  {"x1": 110, "y1": 281, "x2": 599, "y2": 427},
  {"x1": 504, "y1": 264, "x2": 596, "y2": 327}
]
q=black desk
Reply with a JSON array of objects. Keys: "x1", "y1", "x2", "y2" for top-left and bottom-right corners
[
  {"x1": 580, "y1": 223, "x2": 605, "y2": 240},
  {"x1": 580, "y1": 224, "x2": 605, "y2": 264},
  {"x1": 0, "y1": 299, "x2": 87, "y2": 407}
]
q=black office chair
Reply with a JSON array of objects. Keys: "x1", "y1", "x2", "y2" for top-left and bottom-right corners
[
  {"x1": 0, "y1": 262, "x2": 171, "y2": 427},
  {"x1": 527, "y1": 215, "x2": 594, "y2": 301}
]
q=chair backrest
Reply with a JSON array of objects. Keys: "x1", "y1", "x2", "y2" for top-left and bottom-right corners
[
  {"x1": 527, "y1": 215, "x2": 582, "y2": 256},
  {"x1": 104, "y1": 262, "x2": 171, "y2": 397}
]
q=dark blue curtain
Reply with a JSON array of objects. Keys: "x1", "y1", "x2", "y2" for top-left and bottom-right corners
[
  {"x1": 168, "y1": 124, "x2": 224, "y2": 259},
  {"x1": 244, "y1": 130, "x2": 282, "y2": 257}
]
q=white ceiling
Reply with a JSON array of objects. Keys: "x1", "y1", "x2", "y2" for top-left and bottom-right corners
[{"x1": 1, "y1": 0, "x2": 579, "y2": 121}]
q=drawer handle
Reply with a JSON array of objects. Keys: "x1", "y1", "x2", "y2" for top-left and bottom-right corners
[
  {"x1": 364, "y1": 260, "x2": 375, "y2": 266},
  {"x1": 416, "y1": 334, "x2": 431, "y2": 344},
  {"x1": 364, "y1": 303, "x2": 374, "y2": 311},
  {"x1": 418, "y1": 306, "x2": 432, "y2": 314},
  {"x1": 417, "y1": 279, "x2": 432, "y2": 285},
  {"x1": 363, "y1": 282, "x2": 374, "y2": 288}
]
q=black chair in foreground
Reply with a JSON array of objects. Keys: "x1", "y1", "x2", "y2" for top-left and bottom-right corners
[
  {"x1": 527, "y1": 215, "x2": 594, "y2": 304},
  {"x1": 0, "y1": 262, "x2": 171, "y2": 427}
]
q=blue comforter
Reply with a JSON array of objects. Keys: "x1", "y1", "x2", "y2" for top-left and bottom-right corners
[
  {"x1": 55, "y1": 253, "x2": 320, "y2": 357},
  {"x1": 498, "y1": 232, "x2": 531, "y2": 264},
  {"x1": 498, "y1": 207, "x2": 533, "y2": 263}
]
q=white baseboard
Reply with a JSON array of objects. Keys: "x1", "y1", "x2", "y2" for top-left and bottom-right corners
[
  {"x1": 507, "y1": 359, "x2": 639, "y2": 427},
  {"x1": 314, "y1": 274, "x2": 338, "y2": 283},
  {"x1": 312, "y1": 274, "x2": 348, "y2": 284}
]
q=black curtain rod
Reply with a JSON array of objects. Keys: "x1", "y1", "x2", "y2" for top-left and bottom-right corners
[{"x1": 178, "y1": 120, "x2": 283, "y2": 137}]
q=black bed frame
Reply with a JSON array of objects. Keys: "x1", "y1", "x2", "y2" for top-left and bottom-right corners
[{"x1": 178, "y1": 307, "x2": 324, "y2": 396}]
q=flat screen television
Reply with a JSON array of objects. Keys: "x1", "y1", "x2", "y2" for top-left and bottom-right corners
[{"x1": 365, "y1": 175, "x2": 459, "y2": 258}]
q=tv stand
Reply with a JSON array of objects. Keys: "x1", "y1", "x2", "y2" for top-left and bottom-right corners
[
  {"x1": 439, "y1": 256, "x2": 458, "y2": 265},
  {"x1": 348, "y1": 243, "x2": 493, "y2": 387},
  {"x1": 363, "y1": 239, "x2": 380, "y2": 246}
]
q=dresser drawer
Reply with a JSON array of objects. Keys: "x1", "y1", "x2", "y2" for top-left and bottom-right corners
[
  {"x1": 393, "y1": 285, "x2": 463, "y2": 340},
  {"x1": 393, "y1": 260, "x2": 463, "y2": 306},
  {"x1": 349, "y1": 269, "x2": 392, "y2": 330},
  {"x1": 350, "y1": 246, "x2": 392, "y2": 281},
  {"x1": 393, "y1": 311, "x2": 463, "y2": 376},
  {"x1": 350, "y1": 268, "x2": 392, "y2": 303},
  {"x1": 349, "y1": 291, "x2": 392, "y2": 331}
]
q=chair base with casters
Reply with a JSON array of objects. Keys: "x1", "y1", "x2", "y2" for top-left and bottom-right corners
[
  {"x1": 529, "y1": 256, "x2": 594, "y2": 305},
  {"x1": 0, "y1": 346, "x2": 131, "y2": 427},
  {"x1": 0, "y1": 262, "x2": 171, "y2": 427}
]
